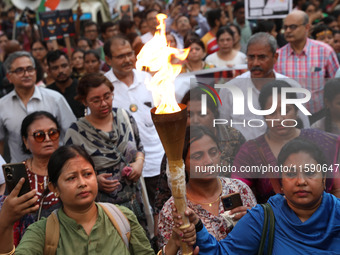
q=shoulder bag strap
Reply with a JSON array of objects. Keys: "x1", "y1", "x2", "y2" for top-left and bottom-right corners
[
  {"x1": 258, "y1": 204, "x2": 269, "y2": 255},
  {"x1": 98, "y1": 202, "x2": 131, "y2": 248},
  {"x1": 44, "y1": 209, "x2": 60, "y2": 255},
  {"x1": 258, "y1": 203, "x2": 275, "y2": 255}
]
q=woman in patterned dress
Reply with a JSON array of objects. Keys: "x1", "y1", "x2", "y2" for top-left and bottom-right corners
[
  {"x1": 64, "y1": 73, "x2": 147, "y2": 228},
  {"x1": 0, "y1": 111, "x2": 61, "y2": 245},
  {"x1": 158, "y1": 126, "x2": 256, "y2": 252}
]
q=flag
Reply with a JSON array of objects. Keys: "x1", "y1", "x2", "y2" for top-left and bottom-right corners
[{"x1": 44, "y1": 0, "x2": 60, "y2": 10}]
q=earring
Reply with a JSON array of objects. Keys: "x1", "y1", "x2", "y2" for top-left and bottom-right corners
[
  {"x1": 84, "y1": 108, "x2": 88, "y2": 116},
  {"x1": 54, "y1": 192, "x2": 59, "y2": 197}
]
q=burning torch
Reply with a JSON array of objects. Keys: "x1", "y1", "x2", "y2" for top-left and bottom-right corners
[{"x1": 136, "y1": 14, "x2": 192, "y2": 254}]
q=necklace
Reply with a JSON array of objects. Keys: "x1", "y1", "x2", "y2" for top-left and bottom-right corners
[
  {"x1": 30, "y1": 158, "x2": 47, "y2": 191},
  {"x1": 186, "y1": 179, "x2": 222, "y2": 207}
]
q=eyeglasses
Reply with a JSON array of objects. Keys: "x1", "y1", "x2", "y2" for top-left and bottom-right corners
[
  {"x1": 10, "y1": 66, "x2": 35, "y2": 76},
  {"x1": 283, "y1": 24, "x2": 305, "y2": 31},
  {"x1": 31, "y1": 128, "x2": 60, "y2": 143},
  {"x1": 88, "y1": 93, "x2": 113, "y2": 107},
  {"x1": 112, "y1": 51, "x2": 134, "y2": 60}
]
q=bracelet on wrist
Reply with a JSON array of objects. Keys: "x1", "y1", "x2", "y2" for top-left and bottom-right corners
[
  {"x1": 136, "y1": 156, "x2": 145, "y2": 161},
  {"x1": 195, "y1": 218, "x2": 203, "y2": 232},
  {"x1": 157, "y1": 245, "x2": 166, "y2": 255},
  {"x1": 0, "y1": 245, "x2": 15, "y2": 255}
]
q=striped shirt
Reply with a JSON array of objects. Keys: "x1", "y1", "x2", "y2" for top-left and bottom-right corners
[{"x1": 275, "y1": 38, "x2": 339, "y2": 113}]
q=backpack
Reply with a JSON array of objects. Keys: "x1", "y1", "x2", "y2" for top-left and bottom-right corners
[{"x1": 43, "y1": 203, "x2": 131, "y2": 255}]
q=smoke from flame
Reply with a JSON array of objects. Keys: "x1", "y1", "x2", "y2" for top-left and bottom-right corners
[{"x1": 136, "y1": 13, "x2": 189, "y2": 114}]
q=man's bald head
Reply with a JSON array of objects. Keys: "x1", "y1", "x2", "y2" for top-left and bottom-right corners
[
  {"x1": 285, "y1": 10, "x2": 309, "y2": 26},
  {"x1": 283, "y1": 10, "x2": 310, "y2": 44}
]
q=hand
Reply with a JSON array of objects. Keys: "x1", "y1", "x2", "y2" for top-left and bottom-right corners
[
  {"x1": 172, "y1": 222, "x2": 196, "y2": 247},
  {"x1": 128, "y1": 161, "x2": 143, "y2": 182},
  {"x1": 97, "y1": 173, "x2": 121, "y2": 193},
  {"x1": 172, "y1": 205, "x2": 199, "y2": 229},
  {"x1": 0, "y1": 178, "x2": 39, "y2": 227},
  {"x1": 229, "y1": 206, "x2": 250, "y2": 221}
]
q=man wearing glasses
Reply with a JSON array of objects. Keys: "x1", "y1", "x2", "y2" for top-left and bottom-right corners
[
  {"x1": 275, "y1": 10, "x2": 339, "y2": 124},
  {"x1": 0, "y1": 51, "x2": 76, "y2": 163},
  {"x1": 104, "y1": 35, "x2": 164, "y2": 227}
]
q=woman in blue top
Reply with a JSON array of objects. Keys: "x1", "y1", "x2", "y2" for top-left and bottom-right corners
[{"x1": 180, "y1": 138, "x2": 340, "y2": 254}]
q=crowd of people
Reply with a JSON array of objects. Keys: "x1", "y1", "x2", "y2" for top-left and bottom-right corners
[{"x1": 0, "y1": 0, "x2": 339, "y2": 254}]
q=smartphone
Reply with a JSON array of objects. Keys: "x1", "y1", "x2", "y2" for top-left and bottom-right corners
[
  {"x1": 2, "y1": 162, "x2": 31, "y2": 197},
  {"x1": 221, "y1": 193, "x2": 243, "y2": 211}
]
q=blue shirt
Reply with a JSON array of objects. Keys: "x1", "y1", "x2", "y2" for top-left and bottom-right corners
[{"x1": 196, "y1": 192, "x2": 340, "y2": 254}]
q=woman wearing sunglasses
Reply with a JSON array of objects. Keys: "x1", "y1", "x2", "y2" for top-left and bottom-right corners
[{"x1": 0, "y1": 111, "x2": 61, "y2": 246}]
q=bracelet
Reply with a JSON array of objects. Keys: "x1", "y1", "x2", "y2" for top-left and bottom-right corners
[
  {"x1": 136, "y1": 156, "x2": 145, "y2": 161},
  {"x1": 156, "y1": 245, "x2": 166, "y2": 255},
  {"x1": 195, "y1": 218, "x2": 203, "y2": 233},
  {"x1": 0, "y1": 245, "x2": 15, "y2": 255}
]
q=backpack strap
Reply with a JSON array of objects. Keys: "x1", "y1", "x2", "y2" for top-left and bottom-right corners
[
  {"x1": 44, "y1": 209, "x2": 60, "y2": 255},
  {"x1": 258, "y1": 203, "x2": 275, "y2": 255},
  {"x1": 98, "y1": 202, "x2": 131, "y2": 248}
]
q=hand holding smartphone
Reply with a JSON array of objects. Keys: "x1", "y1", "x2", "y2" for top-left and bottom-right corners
[
  {"x1": 221, "y1": 193, "x2": 243, "y2": 211},
  {"x1": 2, "y1": 163, "x2": 31, "y2": 197}
]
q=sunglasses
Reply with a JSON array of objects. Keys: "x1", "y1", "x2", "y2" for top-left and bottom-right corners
[{"x1": 31, "y1": 128, "x2": 60, "y2": 143}]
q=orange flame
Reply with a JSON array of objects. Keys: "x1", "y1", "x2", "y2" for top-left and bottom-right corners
[{"x1": 136, "y1": 14, "x2": 190, "y2": 114}]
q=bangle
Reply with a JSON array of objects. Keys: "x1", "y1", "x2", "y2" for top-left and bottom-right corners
[
  {"x1": 195, "y1": 219, "x2": 203, "y2": 233},
  {"x1": 136, "y1": 156, "x2": 145, "y2": 161},
  {"x1": 157, "y1": 245, "x2": 166, "y2": 255},
  {"x1": 0, "y1": 245, "x2": 15, "y2": 255}
]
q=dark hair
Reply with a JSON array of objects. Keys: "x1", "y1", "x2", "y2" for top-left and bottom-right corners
[
  {"x1": 144, "y1": 9, "x2": 159, "y2": 19},
  {"x1": 323, "y1": 78, "x2": 340, "y2": 133},
  {"x1": 277, "y1": 138, "x2": 328, "y2": 177},
  {"x1": 182, "y1": 125, "x2": 220, "y2": 162},
  {"x1": 322, "y1": 15, "x2": 336, "y2": 26},
  {"x1": 233, "y1": 2, "x2": 245, "y2": 13},
  {"x1": 184, "y1": 37, "x2": 205, "y2": 51},
  {"x1": 46, "y1": 50, "x2": 69, "y2": 66},
  {"x1": 21, "y1": 111, "x2": 60, "y2": 154},
  {"x1": 84, "y1": 49, "x2": 100, "y2": 61},
  {"x1": 216, "y1": 26, "x2": 234, "y2": 41},
  {"x1": 83, "y1": 21, "x2": 98, "y2": 33},
  {"x1": 259, "y1": 80, "x2": 297, "y2": 110},
  {"x1": 119, "y1": 18, "x2": 135, "y2": 35},
  {"x1": 76, "y1": 73, "x2": 114, "y2": 101},
  {"x1": 30, "y1": 40, "x2": 48, "y2": 51},
  {"x1": 183, "y1": 31, "x2": 200, "y2": 46},
  {"x1": 228, "y1": 24, "x2": 241, "y2": 36},
  {"x1": 100, "y1": 21, "x2": 117, "y2": 34},
  {"x1": 311, "y1": 23, "x2": 333, "y2": 39},
  {"x1": 181, "y1": 87, "x2": 219, "y2": 118},
  {"x1": 253, "y1": 20, "x2": 275, "y2": 34},
  {"x1": 77, "y1": 37, "x2": 93, "y2": 49},
  {"x1": 103, "y1": 35, "x2": 130, "y2": 59},
  {"x1": 301, "y1": 1, "x2": 315, "y2": 12},
  {"x1": 71, "y1": 49, "x2": 85, "y2": 58},
  {"x1": 48, "y1": 145, "x2": 95, "y2": 185},
  {"x1": 206, "y1": 8, "x2": 223, "y2": 28}
]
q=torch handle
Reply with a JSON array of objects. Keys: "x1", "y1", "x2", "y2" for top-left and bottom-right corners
[{"x1": 168, "y1": 160, "x2": 193, "y2": 255}]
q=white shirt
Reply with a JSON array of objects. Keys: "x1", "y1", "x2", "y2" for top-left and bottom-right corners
[
  {"x1": 105, "y1": 69, "x2": 164, "y2": 177},
  {"x1": 141, "y1": 32, "x2": 153, "y2": 44},
  {"x1": 205, "y1": 51, "x2": 247, "y2": 68},
  {"x1": 218, "y1": 71, "x2": 310, "y2": 140},
  {"x1": 0, "y1": 155, "x2": 5, "y2": 185},
  {"x1": 0, "y1": 86, "x2": 76, "y2": 162}
]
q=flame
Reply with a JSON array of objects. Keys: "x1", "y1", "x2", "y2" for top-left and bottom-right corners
[{"x1": 136, "y1": 14, "x2": 189, "y2": 114}]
